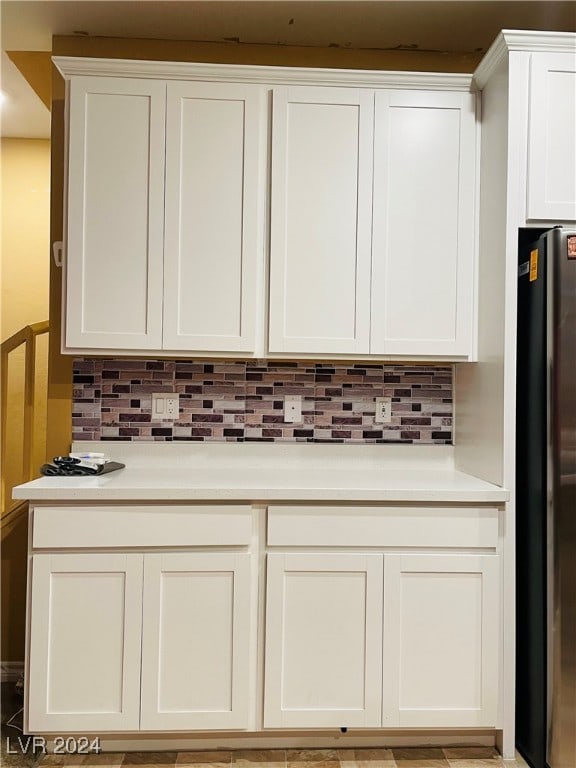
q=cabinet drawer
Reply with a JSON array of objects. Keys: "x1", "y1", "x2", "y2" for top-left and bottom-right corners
[
  {"x1": 267, "y1": 505, "x2": 498, "y2": 549},
  {"x1": 32, "y1": 505, "x2": 252, "y2": 549}
]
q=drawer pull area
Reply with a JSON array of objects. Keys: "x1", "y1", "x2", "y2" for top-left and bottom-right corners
[
  {"x1": 267, "y1": 505, "x2": 499, "y2": 549},
  {"x1": 33, "y1": 505, "x2": 252, "y2": 549}
]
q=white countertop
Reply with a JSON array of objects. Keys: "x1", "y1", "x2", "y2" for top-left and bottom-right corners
[{"x1": 13, "y1": 442, "x2": 509, "y2": 503}]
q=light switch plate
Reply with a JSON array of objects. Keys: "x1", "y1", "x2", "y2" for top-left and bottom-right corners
[
  {"x1": 375, "y1": 397, "x2": 392, "y2": 423},
  {"x1": 152, "y1": 392, "x2": 179, "y2": 420}
]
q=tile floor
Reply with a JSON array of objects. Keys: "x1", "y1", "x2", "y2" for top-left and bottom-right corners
[{"x1": 27, "y1": 747, "x2": 530, "y2": 768}]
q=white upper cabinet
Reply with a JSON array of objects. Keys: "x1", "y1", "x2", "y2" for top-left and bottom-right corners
[
  {"x1": 65, "y1": 76, "x2": 166, "y2": 350},
  {"x1": 57, "y1": 58, "x2": 478, "y2": 359},
  {"x1": 527, "y1": 52, "x2": 576, "y2": 221},
  {"x1": 269, "y1": 85, "x2": 476, "y2": 358},
  {"x1": 371, "y1": 90, "x2": 476, "y2": 357},
  {"x1": 163, "y1": 82, "x2": 265, "y2": 352},
  {"x1": 268, "y1": 86, "x2": 373, "y2": 355},
  {"x1": 62, "y1": 70, "x2": 265, "y2": 355}
]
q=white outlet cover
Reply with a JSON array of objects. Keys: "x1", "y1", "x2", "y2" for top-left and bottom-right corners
[
  {"x1": 284, "y1": 394, "x2": 302, "y2": 423},
  {"x1": 152, "y1": 392, "x2": 179, "y2": 420}
]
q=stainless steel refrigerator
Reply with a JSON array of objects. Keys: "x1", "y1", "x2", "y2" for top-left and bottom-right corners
[{"x1": 516, "y1": 227, "x2": 576, "y2": 768}]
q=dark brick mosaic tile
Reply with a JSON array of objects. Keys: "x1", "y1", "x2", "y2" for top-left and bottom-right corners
[{"x1": 72, "y1": 359, "x2": 453, "y2": 445}]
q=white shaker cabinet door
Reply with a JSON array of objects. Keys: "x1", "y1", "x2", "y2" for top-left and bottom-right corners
[
  {"x1": 527, "y1": 52, "x2": 576, "y2": 221},
  {"x1": 163, "y1": 82, "x2": 266, "y2": 352},
  {"x1": 264, "y1": 553, "x2": 383, "y2": 728},
  {"x1": 382, "y1": 553, "x2": 499, "y2": 728},
  {"x1": 65, "y1": 77, "x2": 165, "y2": 350},
  {"x1": 27, "y1": 553, "x2": 143, "y2": 732},
  {"x1": 372, "y1": 90, "x2": 476, "y2": 357},
  {"x1": 269, "y1": 87, "x2": 373, "y2": 355},
  {"x1": 140, "y1": 553, "x2": 252, "y2": 730}
]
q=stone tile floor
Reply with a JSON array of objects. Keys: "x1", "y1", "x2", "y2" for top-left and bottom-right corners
[{"x1": 28, "y1": 747, "x2": 530, "y2": 768}]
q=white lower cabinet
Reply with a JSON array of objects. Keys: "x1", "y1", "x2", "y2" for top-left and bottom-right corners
[
  {"x1": 27, "y1": 504, "x2": 501, "y2": 736},
  {"x1": 140, "y1": 552, "x2": 252, "y2": 730},
  {"x1": 264, "y1": 553, "x2": 384, "y2": 728},
  {"x1": 28, "y1": 550, "x2": 252, "y2": 732},
  {"x1": 28, "y1": 553, "x2": 144, "y2": 732},
  {"x1": 382, "y1": 553, "x2": 500, "y2": 727},
  {"x1": 263, "y1": 549, "x2": 500, "y2": 730}
]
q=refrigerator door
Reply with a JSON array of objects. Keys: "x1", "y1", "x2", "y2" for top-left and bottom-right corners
[
  {"x1": 516, "y1": 228, "x2": 576, "y2": 768},
  {"x1": 547, "y1": 227, "x2": 576, "y2": 768},
  {"x1": 516, "y1": 231, "x2": 548, "y2": 768}
]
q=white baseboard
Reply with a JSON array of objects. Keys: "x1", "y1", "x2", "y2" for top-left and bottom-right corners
[
  {"x1": 1, "y1": 661, "x2": 24, "y2": 682},
  {"x1": 53, "y1": 731, "x2": 496, "y2": 753}
]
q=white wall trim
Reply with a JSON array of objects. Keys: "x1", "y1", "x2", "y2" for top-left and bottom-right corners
[
  {"x1": 45, "y1": 731, "x2": 497, "y2": 753},
  {"x1": 52, "y1": 56, "x2": 474, "y2": 91},
  {"x1": 1, "y1": 661, "x2": 24, "y2": 682}
]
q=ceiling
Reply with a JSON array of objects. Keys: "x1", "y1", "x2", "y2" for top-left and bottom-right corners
[{"x1": 1, "y1": 0, "x2": 575, "y2": 138}]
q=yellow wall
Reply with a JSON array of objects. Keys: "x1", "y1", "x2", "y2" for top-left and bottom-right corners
[
  {"x1": 1, "y1": 138, "x2": 50, "y2": 661},
  {"x1": 1, "y1": 138, "x2": 50, "y2": 338},
  {"x1": 1, "y1": 138, "x2": 50, "y2": 502},
  {"x1": 6, "y1": 51, "x2": 52, "y2": 109}
]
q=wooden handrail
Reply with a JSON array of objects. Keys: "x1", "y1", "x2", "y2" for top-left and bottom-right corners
[
  {"x1": 1, "y1": 321, "x2": 49, "y2": 517},
  {"x1": 1, "y1": 321, "x2": 49, "y2": 355}
]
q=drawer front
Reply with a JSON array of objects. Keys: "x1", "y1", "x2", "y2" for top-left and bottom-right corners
[
  {"x1": 33, "y1": 505, "x2": 252, "y2": 549},
  {"x1": 267, "y1": 505, "x2": 499, "y2": 549}
]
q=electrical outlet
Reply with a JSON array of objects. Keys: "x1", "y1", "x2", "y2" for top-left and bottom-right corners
[
  {"x1": 152, "y1": 393, "x2": 179, "y2": 420},
  {"x1": 284, "y1": 394, "x2": 302, "y2": 423},
  {"x1": 375, "y1": 397, "x2": 392, "y2": 424}
]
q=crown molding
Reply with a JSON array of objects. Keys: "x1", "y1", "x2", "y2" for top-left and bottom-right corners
[
  {"x1": 473, "y1": 33, "x2": 510, "y2": 89},
  {"x1": 52, "y1": 56, "x2": 473, "y2": 92},
  {"x1": 502, "y1": 29, "x2": 576, "y2": 52},
  {"x1": 474, "y1": 29, "x2": 576, "y2": 88}
]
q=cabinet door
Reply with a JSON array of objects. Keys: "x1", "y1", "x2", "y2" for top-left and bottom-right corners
[
  {"x1": 65, "y1": 77, "x2": 165, "y2": 350},
  {"x1": 527, "y1": 52, "x2": 576, "y2": 221},
  {"x1": 141, "y1": 552, "x2": 252, "y2": 730},
  {"x1": 28, "y1": 553, "x2": 143, "y2": 732},
  {"x1": 269, "y1": 87, "x2": 373, "y2": 354},
  {"x1": 163, "y1": 83, "x2": 265, "y2": 352},
  {"x1": 264, "y1": 553, "x2": 383, "y2": 728},
  {"x1": 372, "y1": 90, "x2": 476, "y2": 357},
  {"x1": 382, "y1": 553, "x2": 499, "y2": 727}
]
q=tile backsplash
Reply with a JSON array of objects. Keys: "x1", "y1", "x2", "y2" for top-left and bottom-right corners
[{"x1": 73, "y1": 360, "x2": 453, "y2": 444}]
